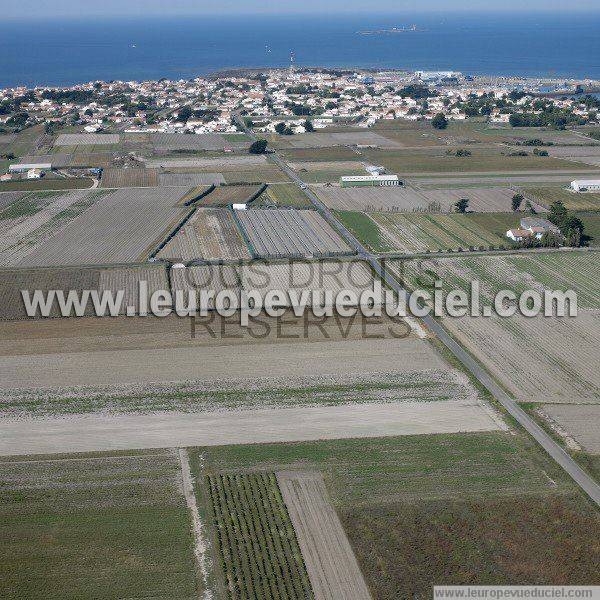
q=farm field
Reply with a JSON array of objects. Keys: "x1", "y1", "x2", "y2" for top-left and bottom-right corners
[
  {"x1": 0, "y1": 329, "x2": 445, "y2": 390},
  {"x1": 236, "y1": 209, "x2": 352, "y2": 258},
  {"x1": 0, "y1": 361, "x2": 478, "y2": 418},
  {"x1": 0, "y1": 189, "x2": 111, "y2": 267},
  {"x1": 446, "y1": 311, "x2": 600, "y2": 402},
  {"x1": 334, "y1": 210, "x2": 395, "y2": 252},
  {"x1": 100, "y1": 167, "x2": 159, "y2": 188},
  {"x1": 397, "y1": 252, "x2": 600, "y2": 309},
  {"x1": 280, "y1": 146, "x2": 365, "y2": 162},
  {"x1": 372, "y1": 119, "x2": 592, "y2": 146},
  {"x1": 200, "y1": 184, "x2": 263, "y2": 206},
  {"x1": 289, "y1": 160, "x2": 365, "y2": 172},
  {"x1": 393, "y1": 253, "x2": 600, "y2": 401},
  {"x1": 18, "y1": 187, "x2": 189, "y2": 266},
  {"x1": 196, "y1": 431, "x2": 600, "y2": 598},
  {"x1": 223, "y1": 166, "x2": 290, "y2": 184},
  {"x1": 0, "y1": 191, "x2": 26, "y2": 211},
  {"x1": 0, "y1": 177, "x2": 94, "y2": 192},
  {"x1": 260, "y1": 183, "x2": 313, "y2": 207},
  {"x1": 281, "y1": 130, "x2": 403, "y2": 149},
  {"x1": 359, "y1": 147, "x2": 580, "y2": 174},
  {"x1": 0, "y1": 451, "x2": 198, "y2": 600},
  {"x1": 0, "y1": 263, "x2": 168, "y2": 319},
  {"x1": 158, "y1": 172, "x2": 225, "y2": 186},
  {"x1": 580, "y1": 212, "x2": 600, "y2": 245},
  {"x1": 314, "y1": 185, "x2": 537, "y2": 212},
  {"x1": 539, "y1": 404, "x2": 600, "y2": 453},
  {"x1": 276, "y1": 471, "x2": 371, "y2": 600},
  {"x1": 150, "y1": 132, "x2": 248, "y2": 151},
  {"x1": 367, "y1": 212, "x2": 514, "y2": 253},
  {"x1": 157, "y1": 208, "x2": 251, "y2": 261},
  {"x1": 206, "y1": 472, "x2": 312, "y2": 600},
  {"x1": 144, "y1": 155, "x2": 269, "y2": 169},
  {"x1": 172, "y1": 259, "x2": 378, "y2": 311},
  {"x1": 54, "y1": 133, "x2": 120, "y2": 146},
  {"x1": 315, "y1": 186, "x2": 431, "y2": 211},
  {"x1": 525, "y1": 186, "x2": 600, "y2": 211},
  {"x1": 296, "y1": 167, "x2": 368, "y2": 184},
  {"x1": 0, "y1": 124, "x2": 45, "y2": 157},
  {"x1": 0, "y1": 398, "x2": 504, "y2": 455}
]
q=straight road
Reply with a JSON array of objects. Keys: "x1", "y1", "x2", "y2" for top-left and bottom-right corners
[{"x1": 235, "y1": 114, "x2": 600, "y2": 507}]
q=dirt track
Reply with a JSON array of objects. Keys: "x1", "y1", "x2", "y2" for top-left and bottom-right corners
[
  {"x1": 0, "y1": 400, "x2": 504, "y2": 456},
  {"x1": 277, "y1": 471, "x2": 372, "y2": 600}
]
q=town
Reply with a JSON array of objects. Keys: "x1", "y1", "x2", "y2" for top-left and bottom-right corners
[{"x1": 1, "y1": 68, "x2": 600, "y2": 137}]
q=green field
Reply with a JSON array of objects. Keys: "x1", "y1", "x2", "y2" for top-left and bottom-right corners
[
  {"x1": 1, "y1": 124, "x2": 46, "y2": 157},
  {"x1": 342, "y1": 494, "x2": 600, "y2": 599},
  {"x1": 206, "y1": 472, "x2": 312, "y2": 599},
  {"x1": 193, "y1": 431, "x2": 600, "y2": 598},
  {"x1": 372, "y1": 119, "x2": 592, "y2": 146},
  {"x1": 0, "y1": 452, "x2": 198, "y2": 599},
  {"x1": 361, "y1": 147, "x2": 580, "y2": 174},
  {"x1": 0, "y1": 177, "x2": 94, "y2": 192},
  {"x1": 336, "y1": 210, "x2": 518, "y2": 254},
  {"x1": 526, "y1": 186, "x2": 600, "y2": 211},
  {"x1": 334, "y1": 210, "x2": 395, "y2": 252},
  {"x1": 262, "y1": 183, "x2": 313, "y2": 207},
  {"x1": 580, "y1": 212, "x2": 600, "y2": 245}
]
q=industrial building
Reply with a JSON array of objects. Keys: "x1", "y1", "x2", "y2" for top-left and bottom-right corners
[
  {"x1": 571, "y1": 180, "x2": 600, "y2": 192},
  {"x1": 340, "y1": 175, "x2": 401, "y2": 188}
]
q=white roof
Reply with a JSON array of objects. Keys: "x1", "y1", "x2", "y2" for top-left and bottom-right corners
[
  {"x1": 572, "y1": 180, "x2": 600, "y2": 186},
  {"x1": 9, "y1": 163, "x2": 52, "y2": 171},
  {"x1": 341, "y1": 175, "x2": 398, "y2": 182}
]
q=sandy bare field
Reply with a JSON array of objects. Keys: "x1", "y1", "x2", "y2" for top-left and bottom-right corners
[
  {"x1": 277, "y1": 471, "x2": 372, "y2": 600},
  {"x1": 540, "y1": 404, "x2": 600, "y2": 454},
  {"x1": 0, "y1": 399, "x2": 504, "y2": 456},
  {"x1": 55, "y1": 133, "x2": 119, "y2": 146},
  {"x1": 0, "y1": 336, "x2": 444, "y2": 390}
]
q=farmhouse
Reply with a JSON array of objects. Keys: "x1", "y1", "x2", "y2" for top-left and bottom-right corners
[
  {"x1": 506, "y1": 217, "x2": 561, "y2": 242},
  {"x1": 340, "y1": 175, "x2": 401, "y2": 187},
  {"x1": 571, "y1": 180, "x2": 600, "y2": 192}
]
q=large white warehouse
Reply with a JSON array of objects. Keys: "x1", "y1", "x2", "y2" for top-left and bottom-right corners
[{"x1": 571, "y1": 180, "x2": 600, "y2": 192}]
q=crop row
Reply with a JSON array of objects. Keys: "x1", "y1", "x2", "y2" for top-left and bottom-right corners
[
  {"x1": 236, "y1": 209, "x2": 351, "y2": 258},
  {"x1": 207, "y1": 472, "x2": 313, "y2": 600}
]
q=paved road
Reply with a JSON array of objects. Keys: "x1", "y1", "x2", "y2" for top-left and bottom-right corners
[{"x1": 236, "y1": 115, "x2": 600, "y2": 507}]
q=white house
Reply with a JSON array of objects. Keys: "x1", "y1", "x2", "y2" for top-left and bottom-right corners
[
  {"x1": 26, "y1": 168, "x2": 43, "y2": 179},
  {"x1": 506, "y1": 217, "x2": 561, "y2": 242}
]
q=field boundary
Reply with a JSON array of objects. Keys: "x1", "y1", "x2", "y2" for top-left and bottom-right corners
[{"x1": 178, "y1": 448, "x2": 213, "y2": 600}]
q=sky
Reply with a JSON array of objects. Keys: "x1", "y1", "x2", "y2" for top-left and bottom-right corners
[{"x1": 4, "y1": 0, "x2": 600, "y2": 18}]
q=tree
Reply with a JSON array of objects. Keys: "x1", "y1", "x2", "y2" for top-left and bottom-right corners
[
  {"x1": 431, "y1": 113, "x2": 448, "y2": 130},
  {"x1": 274, "y1": 122, "x2": 287, "y2": 135},
  {"x1": 303, "y1": 119, "x2": 314, "y2": 132},
  {"x1": 454, "y1": 198, "x2": 469, "y2": 213},
  {"x1": 548, "y1": 200, "x2": 569, "y2": 229},
  {"x1": 511, "y1": 194, "x2": 524, "y2": 211},
  {"x1": 249, "y1": 139, "x2": 268, "y2": 154},
  {"x1": 176, "y1": 106, "x2": 192, "y2": 123}
]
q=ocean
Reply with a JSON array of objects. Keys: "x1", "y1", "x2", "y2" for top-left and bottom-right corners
[{"x1": 1, "y1": 12, "x2": 600, "y2": 88}]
